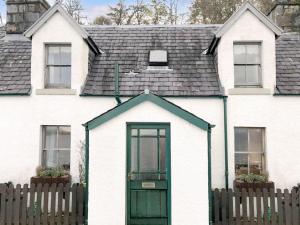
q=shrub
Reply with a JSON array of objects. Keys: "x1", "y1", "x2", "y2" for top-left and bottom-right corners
[
  {"x1": 237, "y1": 173, "x2": 267, "y2": 183},
  {"x1": 36, "y1": 166, "x2": 68, "y2": 178}
]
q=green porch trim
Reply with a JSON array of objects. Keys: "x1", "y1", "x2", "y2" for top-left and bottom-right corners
[
  {"x1": 84, "y1": 91, "x2": 213, "y2": 131},
  {"x1": 223, "y1": 97, "x2": 229, "y2": 190},
  {"x1": 208, "y1": 125, "x2": 212, "y2": 225},
  {"x1": 84, "y1": 126, "x2": 89, "y2": 225}
]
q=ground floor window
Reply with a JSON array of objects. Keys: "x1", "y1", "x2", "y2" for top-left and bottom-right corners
[
  {"x1": 42, "y1": 125, "x2": 71, "y2": 170},
  {"x1": 234, "y1": 127, "x2": 265, "y2": 175}
]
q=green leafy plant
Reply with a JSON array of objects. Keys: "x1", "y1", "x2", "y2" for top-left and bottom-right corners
[
  {"x1": 36, "y1": 166, "x2": 68, "y2": 178},
  {"x1": 237, "y1": 173, "x2": 267, "y2": 183}
]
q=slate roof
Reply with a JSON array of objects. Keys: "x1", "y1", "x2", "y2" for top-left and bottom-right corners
[
  {"x1": 275, "y1": 32, "x2": 300, "y2": 94},
  {"x1": 0, "y1": 25, "x2": 299, "y2": 96},
  {"x1": 82, "y1": 25, "x2": 223, "y2": 96},
  {"x1": 0, "y1": 26, "x2": 31, "y2": 95}
]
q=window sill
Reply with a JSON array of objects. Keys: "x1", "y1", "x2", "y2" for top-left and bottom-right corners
[
  {"x1": 228, "y1": 88, "x2": 271, "y2": 95},
  {"x1": 36, "y1": 89, "x2": 77, "y2": 95}
]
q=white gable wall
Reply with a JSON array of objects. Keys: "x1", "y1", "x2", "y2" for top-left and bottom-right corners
[
  {"x1": 31, "y1": 12, "x2": 89, "y2": 90},
  {"x1": 88, "y1": 101, "x2": 209, "y2": 225},
  {"x1": 217, "y1": 10, "x2": 276, "y2": 93}
]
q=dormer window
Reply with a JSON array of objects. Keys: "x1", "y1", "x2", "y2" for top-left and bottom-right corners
[
  {"x1": 149, "y1": 50, "x2": 168, "y2": 66},
  {"x1": 234, "y1": 43, "x2": 261, "y2": 87},
  {"x1": 45, "y1": 44, "x2": 71, "y2": 89}
]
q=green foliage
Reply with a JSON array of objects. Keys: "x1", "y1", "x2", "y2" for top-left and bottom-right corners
[
  {"x1": 36, "y1": 166, "x2": 68, "y2": 178},
  {"x1": 93, "y1": 16, "x2": 112, "y2": 25},
  {"x1": 237, "y1": 173, "x2": 267, "y2": 183}
]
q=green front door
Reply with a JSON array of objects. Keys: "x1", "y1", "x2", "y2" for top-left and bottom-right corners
[{"x1": 127, "y1": 123, "x2": 171, "y2": 225}]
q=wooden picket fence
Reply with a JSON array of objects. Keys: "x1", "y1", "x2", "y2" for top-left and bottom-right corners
[
  {"x1": 0, "y1": 183, "x2": 84, "y2": 225},
  {"x1": 212, "y1": 188, "x2": 300, "y2": 225}
]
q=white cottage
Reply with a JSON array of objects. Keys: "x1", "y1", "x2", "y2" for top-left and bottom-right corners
[{"x1": 0, "y1": 0, "x2": 300, "y2": 224}]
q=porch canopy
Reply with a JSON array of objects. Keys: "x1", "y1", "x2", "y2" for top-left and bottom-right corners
[{"x1": 83, "y1": 90, "x2": 214, "y2": 225}]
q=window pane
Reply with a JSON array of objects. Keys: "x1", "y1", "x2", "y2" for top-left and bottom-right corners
[
  {"x1": 235, "y1": 153, "x2": 248, "y2": 175},
  {"x1": 131, "y1": 129, "x2": 138, "y2": 136},
  {"x1": 47, "y1": 46, "x2": 60, "y2": 65},
  {"x1": 249, "y1": 153, "x2": 263, "y2": 174},
  {"x1": 234, "y1": 45, "x2": 246, "y2": 64},
  {"x1": 60, "y1": 46, "x2": 71, "y2": 65},
  {"x1": 131, "y1": 137, "x2": 138, "y2": 172},
  {"x1": 246, "y1": 65, "x2": 260, "y2": 84},
  {"x1": 44, "y1": 126, "x2": 57, "y2": 149},
  {"x1": 58, "y1": 150, "x2": 70, "y2": 170},
  {"x1": 60, "y1": 67, "x2": 71, "y2": 87},
  {"x1": 249, "y1": 128, "x2": 263, "y2": 152},
  {"x1": 159, "y1": 137, "x2": 166, "y2": 173},
  {"x1": 159, "y1": 129, "x2": 166, "y2": 137},
  {"x1": 235, "y1": 128, "x2": 248, "y2": 152},
  {"x1": 58, "y1": 126, "x2": 71, "y2": 149},
  {"x1": 48, "y1": 66, "x2": 61, "y2": 86},
  {"x1": 139, "y1": 137, "x2": 158, "y2": 172},
  {"x1": 140, "y1": 129, "x2": 157, "y2": 136},
  {"x1": 43, "y1": 150, "x2": 58, "y2": 168},
  {"x1": 234, "y1": 65, "x2": 246, "y2": 85},
  {"x1": 47, "y1": 67, "x2": 71, "y2": 88},
  {"x1": 246, "y1": 45, "x2": 260, "y2": 64}
]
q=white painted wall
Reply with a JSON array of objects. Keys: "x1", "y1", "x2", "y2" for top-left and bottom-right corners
[
  {"x1": 217, "y1": 10, "x2": 277, "y2": 93},
  {"x1": 88, "y1": 101, "x2": 209, "y2": 225}
]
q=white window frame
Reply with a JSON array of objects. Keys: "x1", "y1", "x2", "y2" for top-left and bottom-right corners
[
  {"x1": 42, "y1": 125, "x2": 71, "y2": 170},
  {"x1": 45, "y1": 44, "x2": 71, "y2": 89},
  {"x1": 233, "y1": 42, "x2": 262, "y2": 87},
  {"x1": 234, "y1": 127, "x2": 266, "y2": 175}
]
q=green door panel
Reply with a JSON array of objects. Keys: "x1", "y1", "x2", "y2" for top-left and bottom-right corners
[
  {"x1": 127, "y1": 123, "x2": 171, "y2": 225},
  {"x1": 130, "y1": 190, "x2": 167, "y2": 218}
]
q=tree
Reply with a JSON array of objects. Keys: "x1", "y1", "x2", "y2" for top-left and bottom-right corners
[
  {"x1": 58, "y1": 0, "x2": 85, "y2": 24},
  {"x1": 93, "y1": 16, "x2": 112, "y2": 25},
  {"x1": 107, "y1": 0, "x2": 129, "y2": 25},
  {"x1": 149, "y1": 0, "x2": 168, "y2": 24},
  {"x1": 189, "y1": 0, "x2": 275, "y2": 24},
  {"x1": 167, "y1": 0, "x2": 179, "y2": 24}
]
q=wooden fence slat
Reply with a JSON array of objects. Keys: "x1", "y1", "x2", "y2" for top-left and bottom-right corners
[
  {"x1": 35, "y1": 183, "x2": 42, "y2": 225},
  {"x1": 0, "y1": 184, "x2": 6, "y2": 224},
  {"x1": 284, "y1": 189, "x2": 291, "y2": 225},
  {"x1": 6, "y1": 184, "x2": 13, "y2": 225},
  {"x1": 235, "y1": 190, "x2": 241, "y2": 225},
  {"x1": 291, "y1": 188, "x2": 298, "y2": 225},
  {"x1": 228, "y1": 189, "x2": 233, "y2": 225},
  {"x1": 64, "y1": 183, "x2": 71, "y2": 225},
  {"x1": 78, "y1": 184, "x2": 84, "y2": 225},
  {"x1": 276, "y1": 189, "x2": 283, "y2": 225},
  {"x1": 214, "y1": 189, "x2": 220, "y2": 225},
  {"x1": 242, "y1": 188, "x2": 248, "y2": 225},
  {"x1": 249, "y1": 189, "x2": 255, "y2": 225},
  {"x1": 14, "y1": 184, "x2": 21, "y2": 224},
  {"x1": 221, "y1": 189, "x2": 227, "y2": 225},
  {"x1": 263, "y1": 189, "x2": 269, "y2": 225},
  {"x1": 42, "y1": 183, "x2": 49, "y2": 225},
  {"x1": 21, "y1": 184, "x2": 28, "y2": 225},
  {"x1": 71, "y1": 184, "x2": 77, "y2": 225},
  {"x1": 57, "y1": 183, "x2": 63, "y2": 225},
  {"x1": 28, "y1": 184, "x2": 35, "y2": 225},
  {"x1": 256, "y1": 189, "x2": 262, "y2": 225},
  {"x1": 269, "y1": 189, "x2": 276, "y2": 225},
  {"x1": 50, "y1": 183, "x2": 57, "y2": 225}
]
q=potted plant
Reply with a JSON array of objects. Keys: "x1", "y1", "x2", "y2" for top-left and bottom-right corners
[
  {"x1": 234, "y1": 173, "x2": 274, "y2": 191},
  {"x1": 30, "y1": 166, "x2": 71, "y2": 186}
]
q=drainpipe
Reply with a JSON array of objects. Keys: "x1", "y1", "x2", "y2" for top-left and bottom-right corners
[
  {"x1": 84, "y1": 126, "x2": 89, "y2": 225},
  {"x1": 114, "y1": 64, "x2": 122, "y2": 105},
  {"x1": 208, "y1": 125, "x2": 212, "y2": 225},
  {"x1": 223, "y1": 97, "x2": 229, "y2": 190}
]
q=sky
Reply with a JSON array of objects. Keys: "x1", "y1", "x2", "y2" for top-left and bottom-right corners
[{"x1": 0, "y1": 0, "x2": 191, "y2": 24}]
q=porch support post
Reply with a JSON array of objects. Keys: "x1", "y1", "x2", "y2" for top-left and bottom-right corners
[
  {"x1": 208, "y1": 125, "x2": 212, "y2": 225},
  {"x1": 84, "y1": 126, "x2": 90, "y2": 225},
  {"x1": 223, "y1": 96, "x2": 229, "y2": 190}
]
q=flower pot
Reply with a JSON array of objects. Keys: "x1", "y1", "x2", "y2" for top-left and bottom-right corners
[
  {"x1": 234, "y1": 179, "x2": 275, "y2": 192},
  {"x1": 30, "y1": 175, "x2": 71, "y2": 186}
]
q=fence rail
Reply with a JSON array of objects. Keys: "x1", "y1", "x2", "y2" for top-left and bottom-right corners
[
  {"x1": 0, "y1": 183, "x2": 84, "y2": 225},
  {"x1": 212, "y1": 188, "x2": 300, "y2": 225}
]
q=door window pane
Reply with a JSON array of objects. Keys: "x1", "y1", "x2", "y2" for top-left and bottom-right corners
[
  {"x1": 140, "y1": 129, "x2": 157, "y2": 136},
  {"x1": 139, "y1": 137, "x2": 158, "y2": 172},
  {"x1": 131, "y1": 137, "x2": 138, "y2": 172},
  {"x1": 159, "y1": 137, "x2": 166, "y2": 172}
]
